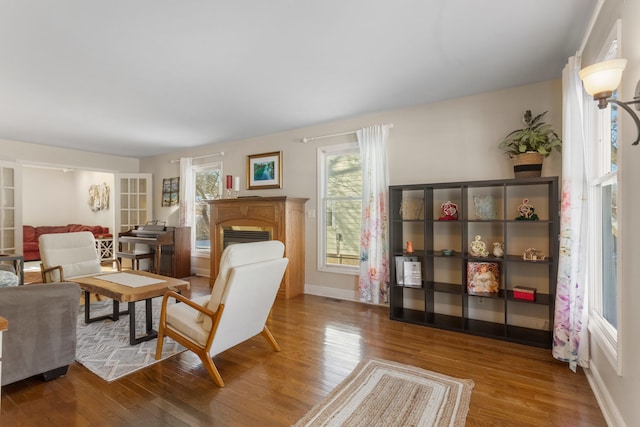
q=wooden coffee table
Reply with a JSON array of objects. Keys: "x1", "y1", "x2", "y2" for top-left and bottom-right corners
[{"x1": 73, "y1": 270, "x2": 190, "y2": 345}]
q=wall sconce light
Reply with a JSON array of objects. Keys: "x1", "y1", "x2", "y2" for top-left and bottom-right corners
[{"x1": 579, "y1": 58, "x2": 640, "y2": 145}]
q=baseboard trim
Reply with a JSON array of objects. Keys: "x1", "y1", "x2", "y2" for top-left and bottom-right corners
[
  {"x1": 191, "y1": 267, "x2": 210, "y2": 278},
  {"x1": 305, "y1": 283, "x2": 359, "y2": 302},
  {"x1": 584, "y1": 364, "x2": 626, "y2": 427}
]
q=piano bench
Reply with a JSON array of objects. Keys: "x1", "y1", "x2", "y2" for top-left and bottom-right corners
[{"x1": 116, "y1": 252, "x2": 154, "y2": 272}]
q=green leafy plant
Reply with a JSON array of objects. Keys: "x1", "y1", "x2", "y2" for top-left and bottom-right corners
[{"x1": 498, "y1": 110, "x2": 562, "y2": 157}]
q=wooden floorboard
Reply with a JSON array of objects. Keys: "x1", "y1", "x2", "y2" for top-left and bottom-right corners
[{"x1": 1, "y1": 276, "x2": 606, "y2": 426}]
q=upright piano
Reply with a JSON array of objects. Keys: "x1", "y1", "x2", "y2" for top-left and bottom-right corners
[{"x1": 118, "y1": 225, "x2": 191, "y2": 278}]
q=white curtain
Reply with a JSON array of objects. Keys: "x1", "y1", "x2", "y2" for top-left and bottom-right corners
[
  {"x1": 357, "y1": 125, "x2": 390, "y2": 304},
  {"x1": 179, "y1": 157, "x2": 194, "y2": 227},
  {"x1": 552, "y1": 56, "x2": 590, "y2": 371}
]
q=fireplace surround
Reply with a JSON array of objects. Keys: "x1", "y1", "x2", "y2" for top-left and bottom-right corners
[{"x1": 208, "y1": 196, "x2": 308, "y2": 298}]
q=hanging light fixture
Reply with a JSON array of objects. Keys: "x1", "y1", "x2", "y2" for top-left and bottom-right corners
[{"x1": 579, "y1": 58, "x2": 640, "y2": 145}]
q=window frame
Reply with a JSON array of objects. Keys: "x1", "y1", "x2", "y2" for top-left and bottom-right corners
[
  {"x1": 317, "y1": 142, "x2": 361, "y2": 275},
  {"x1": 191, "y1": 161, "x2": 222, "y2": 258},
  {"x1": 586, "y1": 19, "x2": 623, "y2": 375}
]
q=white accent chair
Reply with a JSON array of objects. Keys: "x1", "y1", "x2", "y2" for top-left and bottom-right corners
[
  {"x1": 155, "y1": 240, "x2": 288, "y2": 387},
  {"x1": 39, "y1": 231, "x2": 120, "y2": 283}
]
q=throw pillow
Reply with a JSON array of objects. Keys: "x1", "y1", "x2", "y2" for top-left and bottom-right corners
[{"x1": 0, "y1": 270, "x2": 18, "y2": 287}]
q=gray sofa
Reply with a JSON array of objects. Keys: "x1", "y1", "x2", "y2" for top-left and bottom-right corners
[{"x1": 0, "y1": 282, "x2": 81, "y2": 385}]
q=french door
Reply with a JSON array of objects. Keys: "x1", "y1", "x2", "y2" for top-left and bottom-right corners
[
  {"x1": 114, "y1": 173, "x2": 153, "y2": 234},
  {"x1": 0, "y1": 161, "x2": 22, "y2": 255}
]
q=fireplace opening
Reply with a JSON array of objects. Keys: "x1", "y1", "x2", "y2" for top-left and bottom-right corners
[{"x1": 221, "y1": 226, "x2": 273, "y2": 249}]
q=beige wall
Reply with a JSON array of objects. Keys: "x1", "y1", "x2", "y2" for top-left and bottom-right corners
[
  {"x1": 140, "y1": 79, "x2": 562, "y2": 291},
  {"x1": 580, "y1": 0, "x2": 640, "y2": 426},
  {"x1": 2, "y1": 137, "x2": 137, "y2": 242},
  {"x1": 23, "y1": 167, "x2": 114, "y2": 229}
]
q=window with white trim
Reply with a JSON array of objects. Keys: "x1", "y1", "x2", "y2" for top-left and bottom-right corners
[
  {"x1": 192, "y1": 162, "x2": 221, "y2": 255},
  {"x1": 318, "y1": 143, "x2": 361, "y2": 274},
  {"x1": 587, "y1": 20, "x2": 622, "y2": 374}
]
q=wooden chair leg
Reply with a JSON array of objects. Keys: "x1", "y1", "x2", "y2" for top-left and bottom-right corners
[
  {"x1": 196, "y1": 350, "x2": 225, "y2": 387},
  {"x1": 155, "y1": 324, "x2": 166, "y2": 360},
  {"x1": 262, "y1": 326, "x2": 281, "y2": 352}
]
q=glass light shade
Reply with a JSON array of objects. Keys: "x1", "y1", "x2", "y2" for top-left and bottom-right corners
[{"x1": 579, "y1": 59, "x2": 627, "y2": 96}]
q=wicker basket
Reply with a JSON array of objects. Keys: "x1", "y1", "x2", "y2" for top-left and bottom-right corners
[{"x1": 512, "y1": 152, "x2": 543, "y2": 178}]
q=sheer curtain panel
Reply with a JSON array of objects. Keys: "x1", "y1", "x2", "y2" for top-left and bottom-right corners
[
  {"x1": 553, "y1": 56, "x2": 590, "y2": 371},
  {"x1": 179, "y1": 157, "x2": 194, "y2": 227},
  {"x1": 357, "y1": 125, "x2": 390, "y2": 304}
]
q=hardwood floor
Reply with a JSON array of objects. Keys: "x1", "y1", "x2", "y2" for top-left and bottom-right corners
[{"x1": 1, "y1": 276, "x2": 606, "y2": 426}]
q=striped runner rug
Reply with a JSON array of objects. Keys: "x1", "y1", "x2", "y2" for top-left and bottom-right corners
[{"x1": 294, "y1": 358, "x2": 474, "y2": 427}]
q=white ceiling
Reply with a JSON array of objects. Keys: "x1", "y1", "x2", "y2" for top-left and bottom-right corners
[{"x1": 0, "y1": 1, "x2": 597, "y2": 158}]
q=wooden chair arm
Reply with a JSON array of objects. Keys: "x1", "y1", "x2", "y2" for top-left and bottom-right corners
[
  {"x1": 101, "y1": 258, "x2": 121, "y2": 271},
  {"x1": 159, "y1": 291, "x2": 224, "y2": 352},
  {"x1": 40, "y1": 265, "x2": 64, "y2": 283},
  {"x1": 161, "y1": 291, "x2": 217, "y2": 321}
]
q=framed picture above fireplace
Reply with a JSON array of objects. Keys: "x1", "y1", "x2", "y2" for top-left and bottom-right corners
[{"x1": 247, "y1": 151, "x2": 282, "y2": 190}]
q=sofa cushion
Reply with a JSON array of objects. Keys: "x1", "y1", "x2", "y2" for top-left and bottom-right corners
[
  {"x1": 36, "y1": 225, "x2": 70, "y2": 237},
  {"x1": 67, "y1": 224, "x2": 84, "y2": 232},
  {"x1": 23, "y1": 242, "x2": 39, "y2": 251},
  {"x1": 23, "y1": 225, "x2": 37, "y2": 242},
  {"x1": 166, "y1": 295, "x2": 210, "y2": 347}
]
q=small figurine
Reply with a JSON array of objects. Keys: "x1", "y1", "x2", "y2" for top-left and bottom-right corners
[
  {"x1": 439, "y1": 201, "x2": 458, "y2": 220},
  {"x1": 523, "y1": 248, "x2": 545, "y2": 261},
  {"x1": 470, "y1": 235, "x2": 488, "y2": 257},
  {"x1": 515, "y1": 198, "x2": 539, "y2": 221},
  {"x1": 492, "y1": 242, "x2": 504, "y2": 257}
]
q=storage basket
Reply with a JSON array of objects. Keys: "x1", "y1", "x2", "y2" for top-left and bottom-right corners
[{"x1": 513, "y1": 152, "x2": 543, "y2": 178}]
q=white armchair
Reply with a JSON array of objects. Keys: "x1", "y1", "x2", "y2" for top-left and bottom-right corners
[
  {"x1": 39, "y1": 231, "x2": 120, "y2": 283},
  {"x1": 155, "y1": 240, "x2": 288, "y2": 387}
]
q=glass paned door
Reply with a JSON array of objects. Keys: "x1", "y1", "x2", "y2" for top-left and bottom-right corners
[
  {"x1": 0, "y1": 162, "x2": 22, "y2": 254},
  {"x1": 115, "y1": 174, "x2": 153, "y2": 234}
]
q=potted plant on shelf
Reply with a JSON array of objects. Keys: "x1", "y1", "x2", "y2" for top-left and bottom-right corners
[{"x1": 498, "y1": 110, "x2": 561, "y2": 178}]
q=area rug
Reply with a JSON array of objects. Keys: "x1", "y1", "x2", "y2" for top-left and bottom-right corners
[
  {"x1": 294, "y1": 358, "x2": 474, "y2": 427},
  {"x1": 75, "y1": 298, "x2": 185, "y2": 382}
]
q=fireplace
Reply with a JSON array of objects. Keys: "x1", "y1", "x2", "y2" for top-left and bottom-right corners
[
  {"x1": 221, "y1": 226, "x2": 273, "y2": 249},
  {"x1": 208, "y1": 196, "x2": 308, "y2": 298}
]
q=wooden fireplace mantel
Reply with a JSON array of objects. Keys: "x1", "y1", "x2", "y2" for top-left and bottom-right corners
[{"x1": 208, "y1": 196, "x2": 308, "y2": 298}]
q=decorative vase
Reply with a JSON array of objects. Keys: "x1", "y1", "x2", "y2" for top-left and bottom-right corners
[
  {"x1": 406, "y1": 241, "x2": 414, "y2": 253},
  {"x1": 492, "y1": 242, "x2": 504, "y2": 257},
  {"x1": 512, "y1": 152, "x2": 543, "y2": 178}
]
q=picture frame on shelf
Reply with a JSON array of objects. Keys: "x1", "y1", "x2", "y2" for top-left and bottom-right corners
[
  {"x1": 400, "y1": 196, "x2": 424, "y2": 220},
  {"x1": 467, "y1": 261, "x2": 500, "y2": 296},
  {"x1": 403, "y1": 260, "x2": 422, "y2": 288},
  {"x1": 247, "y1": 151, "x2": 282, "y2": 190},
  {"x1": 395, "y1": 255, "x2": 419, "y2": 286},
  {"x1": 473, "y1": 195, "x2": 497, "y2": 219}
]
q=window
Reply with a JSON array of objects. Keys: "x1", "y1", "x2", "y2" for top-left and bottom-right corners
[
  {"x1": 192, "y1": 162, "x2": 222, "y2": 255},
  {"x1": 318, "y1": 143, "x2": 362, "y2": 273},
  {"x1": 587, "y1": 21, "x2": 622, "y2": 374}
]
